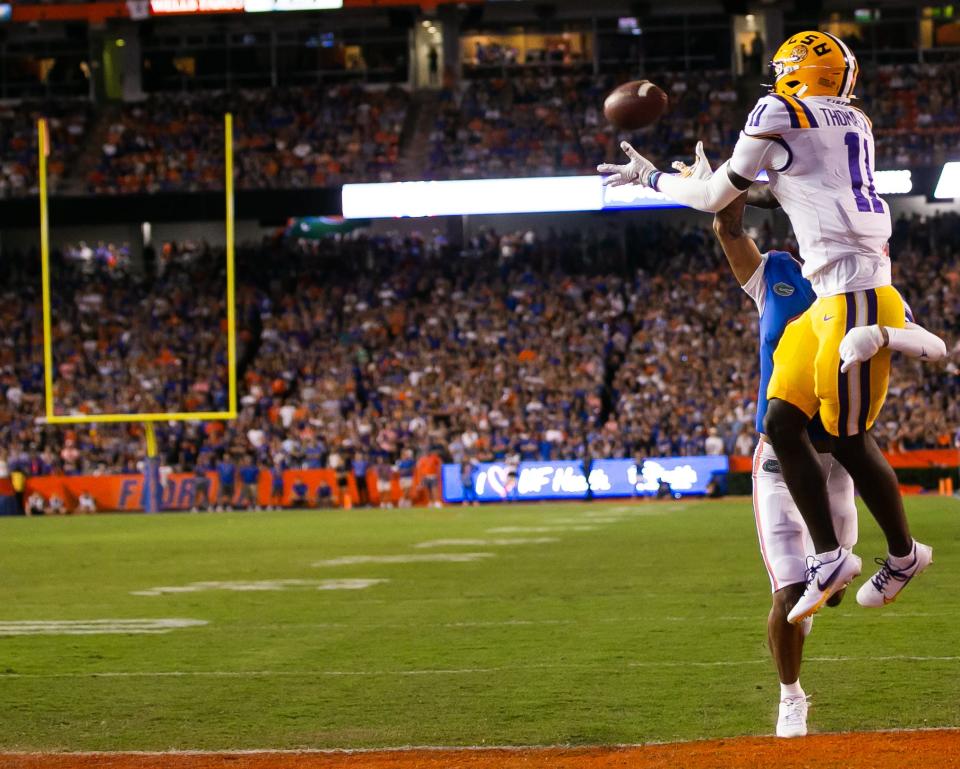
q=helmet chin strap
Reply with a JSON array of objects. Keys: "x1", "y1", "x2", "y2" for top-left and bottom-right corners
[{"x1": 795, "y1": 83, "x2": 809, "y2": 97}]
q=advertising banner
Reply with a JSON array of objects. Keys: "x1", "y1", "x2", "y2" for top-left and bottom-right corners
[
  {"x1": 17, "y1": 455, "x2": 442, "y2": 512},
  {"x1": 442, "y1": 456, "x2": 729, "y2": 504}
]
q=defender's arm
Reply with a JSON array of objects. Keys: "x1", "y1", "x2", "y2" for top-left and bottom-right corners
[{"x1": 712, "y1": 192, "x2": 763, "y2": 285}]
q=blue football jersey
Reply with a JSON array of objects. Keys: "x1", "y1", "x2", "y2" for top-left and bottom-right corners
[{"x1": 743, "y1": 251, "x2": 828, "y2": 440}]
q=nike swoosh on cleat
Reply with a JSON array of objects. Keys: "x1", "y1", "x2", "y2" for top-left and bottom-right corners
[
  {"x1": 816, "y1": 563, "x2": 848, "y2": 592},
  {"x1": 823, "y1": 315, "x2": 834, "y2": 321}
]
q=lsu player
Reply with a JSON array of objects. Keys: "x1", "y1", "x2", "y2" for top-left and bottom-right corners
[
  {"x1": 674, "y1": 143, "x2": 945, "y2": 737},
  {"x1": 598, "y1": 31, "x2": 941, "y2": 622}
]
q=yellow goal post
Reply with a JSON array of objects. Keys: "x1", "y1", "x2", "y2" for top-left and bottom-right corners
[{"x1": 36, "y1": 113, "x2": 238, "y2": 427}]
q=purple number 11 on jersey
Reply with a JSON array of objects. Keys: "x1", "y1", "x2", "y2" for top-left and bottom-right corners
[{"x1": 845, "y1": 131, "x2": 884, "y2": 214}]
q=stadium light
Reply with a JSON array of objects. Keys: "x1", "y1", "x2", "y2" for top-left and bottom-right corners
[{"x1": 934, "y1": 162, "x2": 960, "y2": 199}]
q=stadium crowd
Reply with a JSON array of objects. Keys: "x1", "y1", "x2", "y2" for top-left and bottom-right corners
[
  {"x1": 863, "y1": 62, "x2": 960, "y2": 168},
  {"x1": 85, "y1": 84, "x2": 409, "y2": 195},
  {"x1": 426, "y1": 70, "x2": 741, "y2": 180},
  {"x1": 0, "y1": 212, "x2": 957, "y2": 486},
  {"x1": 1, "y1": 62, "x2": 957, "y2": 197},
  {"x1": 0, "y1": 100, "x2": 90, "y2": 199}
]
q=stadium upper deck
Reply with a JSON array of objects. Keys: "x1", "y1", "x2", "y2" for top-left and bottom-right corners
[
  {"x1": 1, "y1": 61, "x2": 958, "y2": 199},
  {"x1": 1, "y1": 1, "x2": 957, "y2": 198}
]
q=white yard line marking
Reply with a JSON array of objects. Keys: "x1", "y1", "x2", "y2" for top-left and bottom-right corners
[
  {"x1": 0, "y1": 667, "x2": 562, "y2": 679},
  {"x1": 221, "y1": 612, "x2": 948, "y2": 632},
  {"x1": 580, "y1": 511, "x2": 626, "y2": 519},
  {"x1": 413, "y1": 538, "x2": 558, "y2": 549},
  {"x1": 0, "y1": 619, "x2": 207, "y2": 636},
  {"x1": 6, "y1": 655, "x2": 958, "y2": 678},
  {"x1": 444, "y1": 619, "x2": 575, "y2": 628},
  {"x1": 608, "y1": 504, "x2": 683, "y2": 515},
  {"x1": 312, "y1": 553, "x2": 495, "y2": 567},
  {"x1": 132, "y1": 579, "x2": 387, "y2": 597},
  {"x1": 486, "y1": 526, "x2": 597, "y2": 533}
]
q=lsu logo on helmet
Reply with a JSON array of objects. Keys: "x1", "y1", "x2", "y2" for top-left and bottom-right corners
[{"x1": 770, "y1": 30, "x2": 859, "y2": 99}]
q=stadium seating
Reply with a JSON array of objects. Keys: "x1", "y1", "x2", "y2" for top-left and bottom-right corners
[
  {"x1": 426, "y1": 70, "x2": 742, "y2": 180},
  {"x1": 0, "y1": 101, "x2": 90, "y2": 199},
  {"x1": 85, "y1": 84, "x2": 410, "y2": 194},
  {"x1": 1, "y1": 63, "x2": 956, "y2": 197},
  {"x1": 863, "y1": 63, "x2": 960, "y2": 167},
  {"x1": 1, "y1": 213, "x2": 956, "y2": 477}
]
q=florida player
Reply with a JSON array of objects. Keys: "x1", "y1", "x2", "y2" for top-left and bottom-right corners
[
  {"x1": 676, "y1": 143, "x2": 945, "y2": 737},
  {"x1": 598, "y1": 32, "x2": 942, "y2": 621}
]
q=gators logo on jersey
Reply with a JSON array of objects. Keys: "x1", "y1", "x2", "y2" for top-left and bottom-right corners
[{"x1": 773, "y1": 282, "x2": 796, "y2": 297}]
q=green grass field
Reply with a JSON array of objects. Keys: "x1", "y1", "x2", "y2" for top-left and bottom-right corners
[{"x1": 1, "y1": 497, "x2": 958, "y2": 751}]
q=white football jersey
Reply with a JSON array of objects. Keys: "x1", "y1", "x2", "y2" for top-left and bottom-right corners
[{"x1": 739, "y1": 93, "x2": 892, "y2": 298}]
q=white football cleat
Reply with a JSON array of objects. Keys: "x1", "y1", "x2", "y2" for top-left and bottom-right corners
[
  {"x1": 857, "y1": 541, "x2": 933, "y2": 608},
  {"x1": 776, "y1": 695, "x2": 809, "y2": 738},
  {"x1": 787, "y1": 548, "x2": 862, "y2": 625}
]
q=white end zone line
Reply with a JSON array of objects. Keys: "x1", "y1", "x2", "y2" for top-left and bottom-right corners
[
  {"x1": 6, "y1": 655, "x2": 960, "y2": 678},
  {"x1": 5, "y1": 727, "x2": 960, "y2": 756}
]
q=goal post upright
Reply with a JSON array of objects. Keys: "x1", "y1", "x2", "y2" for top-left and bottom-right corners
[
  {"x1": 225, "y1": 112, "x2": 238, "y2": 417},
  {"x1": 35, "y1": 114, "x2": 238, "y2": 427},
  {"x1": 37, "y1": 118, "x2": 55, "y2": 422}
]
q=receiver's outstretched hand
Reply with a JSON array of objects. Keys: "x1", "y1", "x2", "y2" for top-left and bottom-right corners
[
  {"x1": 597, "y1": 141, "x2": 656, "y2": 187},
  {"x1": 672, "y1": 141, "x2": 713, "y2": 180}
]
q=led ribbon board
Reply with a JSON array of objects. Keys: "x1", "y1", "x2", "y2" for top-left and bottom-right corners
[
  {"x1": 244, "y1": 0, "x2": 342, "y2": 10},
  {"x1": 149, "y1": 0, "x2": 340, "y2": 13},
  {"x1": 342, "y1": 170, "x2": 915, "y2": 219},
  {"x1": 150, "y1": 0, "x2": 243, "y2": 13},
  {"x1": 341, "y1": 176, "x2": 680, "y2": 218}
]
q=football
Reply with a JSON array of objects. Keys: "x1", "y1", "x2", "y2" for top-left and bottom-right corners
[{"x1": 603, "y1": 80, "x2": 669, "y2": 130}]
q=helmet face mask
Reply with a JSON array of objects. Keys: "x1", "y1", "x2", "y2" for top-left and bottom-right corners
[{"x1": 769, "y1": 31, "x2": 858, "y2": 100}]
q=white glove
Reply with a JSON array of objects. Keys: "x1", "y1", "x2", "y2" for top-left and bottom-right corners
[
  {"x1": 840, "y1": 325, "x2": 885, "y2": 373},
  {"x1": 597, "y1": 141, "x2": 657, "y2": 187},
  {"x1": 671, "y1": 141, "x2": 712, "y2": 180}
]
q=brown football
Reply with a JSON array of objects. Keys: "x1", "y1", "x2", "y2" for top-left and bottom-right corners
[{"x1": 603, "y1": 80, "x2": 668, "y2": 130}]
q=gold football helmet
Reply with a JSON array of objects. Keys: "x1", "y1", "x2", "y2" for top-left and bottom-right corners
[{"x1": 770, "y1": 30, "x2": 858, "y2": 99}]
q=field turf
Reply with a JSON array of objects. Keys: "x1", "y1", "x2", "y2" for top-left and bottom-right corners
[{"x1": 1, "y1": 496, "x2": 958, "y2": 751}]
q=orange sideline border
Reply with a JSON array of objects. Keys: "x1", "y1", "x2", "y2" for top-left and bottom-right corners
[{"x1": 2, "y1": 730, "x2": 960, "y2": 769}]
